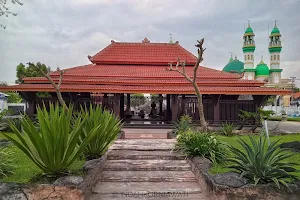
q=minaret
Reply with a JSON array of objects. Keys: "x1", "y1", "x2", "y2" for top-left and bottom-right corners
[
  {"x1": 269, "y1": 20, "x2": 283, "y2": 84},
  {"x1": 242, "y1": 21, "x2": 256, "y2": 80}
]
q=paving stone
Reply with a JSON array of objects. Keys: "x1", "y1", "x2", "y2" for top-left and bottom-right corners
[
  {"x1": 103, "y1": 159, "x2": 190, "y2": 171},
  {"x1": 93, "y1": 181, "x2": 202, "y2": 194},
  {"x1": 90, "y1": 193, "x2": 207, "y2": 200},
  {"x1": 110, "y1": 139, "x2": 176, "y2": 151},
  {"x1": 107, "y1": 150, "x2": 185, "y2": 160},
  {"x1": 124, "y1": 133, "x2": 168, "y2": 139},
  {"x1": 102, "y1": 171, "x2": 196, "y2": 182}
]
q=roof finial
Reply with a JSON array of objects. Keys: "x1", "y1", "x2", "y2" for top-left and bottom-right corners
[
  {"x1": 142, "y1": 37, "x2": 150, "y2": 43},
  {"x1": 247, "y1": 20, "x2": 251, "y2": 28},
  {"x1": 261, "y1": 55, "x2": 263, "y2": 61},
  {"x1": 230, "y1": 52, "x2": 233, "y2": 58},
  {"x1": 235, "y1": 54, "x2": 237, "y2": 60},
  {"x1": 169, "y1": 33, "x2": 173, "y2": 44},
  {"x1": 274, "y1": 20, "x2": 277, "y2": 28}
]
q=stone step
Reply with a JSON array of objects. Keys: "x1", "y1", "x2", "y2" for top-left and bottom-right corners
[
  {"x1": 101, "y1": 171, "x2": 196, "y2": 182},
  {"x1": 110, "y1": 139, "x2": 176, "y2": 151},
  {"x1": 92, "y1": 181, "x2": 202, "y2": 195},
  {"x1": 103, "y1": 160, "x2": 190, "y2": 171},
  {"x1": 107, "y1": 150, "x2": 185, "y2": 160},
  {"x1": 90, "y1": 193, "x2": 207, "y2": 200},
  {"x1": 124, "y1": 133, "x2": 168, "y2": 139}
]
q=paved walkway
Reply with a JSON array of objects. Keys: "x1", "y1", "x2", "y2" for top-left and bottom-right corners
[
  {"x1": 89, "y1": 137, "x2": 209, "y2": 200},
  {"x1": 267, "y1": 121, "x2": 300, "y2": 133}
]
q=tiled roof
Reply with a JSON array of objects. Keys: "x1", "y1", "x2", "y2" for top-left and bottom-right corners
[
  {"x1": 292, "y1": 92, "x2": 300, "y2": 99},
  {"x1": 23, "y1": 77, "x2": 264, "y2": 87},
  {"x1": 49, "y1": 64, "x2": 241, "y2": 79},
  {"x1": 90, "y1": 41, "x2": 197, "y2": 65},
  {"x1": 0, "y1": 84, "x2": 291, "y2": 95}
]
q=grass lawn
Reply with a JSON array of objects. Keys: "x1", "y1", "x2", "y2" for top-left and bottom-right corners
[
  {"x1": 0, "y1": 132, "x2": 85, "y2": 183},
  {"x1": 268, "y1": 116, "x2": 300, "y2": 122},
  {"x1": 210, "y1": 134, "x2": 300, "y2": 177}
]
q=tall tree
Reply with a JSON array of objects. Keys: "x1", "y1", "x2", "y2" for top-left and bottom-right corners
[
  {"x1": 167, "y1": 39, "x2": 207, "y2": 131},
  {"x1": 16, "y1": 62, "x2": 49, "y2": 84},
  {"x1": 0, "y1": 0, "x2": 23, "y2": 29}
]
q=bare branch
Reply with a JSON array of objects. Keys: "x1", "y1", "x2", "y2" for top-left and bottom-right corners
[
  {"x1": 28, "y1": 62, "x2": 68, "y2": 109},
  {"x1": 193, "y1": 38, "x2": 206, "y2": 83},
  {"x1": 58, "y1": 70, "x2": 64, "y2": 88}
]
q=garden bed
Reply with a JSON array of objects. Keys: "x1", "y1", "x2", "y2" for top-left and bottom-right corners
[
  {"x1": 209, "y1": 134, "x2": 300, "y2": 177},
  {"x1": 189, "y1": 156, "x2": 300, "y2": 200}
]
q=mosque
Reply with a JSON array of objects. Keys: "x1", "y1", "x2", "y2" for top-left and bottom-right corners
[{"x1": 222, "y1": 21, "x2": 285, "y2": 86}]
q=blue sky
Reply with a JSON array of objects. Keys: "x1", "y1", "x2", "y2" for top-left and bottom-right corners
[{"x1": 0, "y1": 0, "x2": 299, "y2": 85}]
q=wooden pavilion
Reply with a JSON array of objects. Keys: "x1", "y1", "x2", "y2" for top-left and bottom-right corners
[{"x1": 0, "y1": 38, "x2": 290, "y2": 125}]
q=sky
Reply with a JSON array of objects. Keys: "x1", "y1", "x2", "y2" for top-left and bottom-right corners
[{"x1": 0, "y1": 0, "x2": 300, "y2": 85}]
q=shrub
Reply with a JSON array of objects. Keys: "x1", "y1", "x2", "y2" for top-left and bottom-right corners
[
  {"x1": 80, "y1": 105, "x2": 122, "y2": 159},
  {"x1": 227, "y1": 135, "x2": 299, "y2": 189},
  {"x1": 0, "y1": 147, "x2": 15, "y2": 177},
  {"x1": 3, "y1": 104, "x2": 101, "y2": 175},
  {"x1": 174, "y1": 115, "x2": 193, "y2": 134},
  {"x1": 220, "y1": 122, "x2": 235, "y2": 136},
  {"x1": 176, "y1": 131, "x2": 228, "y2": 163}
]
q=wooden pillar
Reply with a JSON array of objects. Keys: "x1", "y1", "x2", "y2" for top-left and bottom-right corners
[
  {"x1": 166, "y1": 94, "x2": 171, "y2": 120},
  {"x1": 171, "y1": 94, "x2": 178, "y2": 121},
  {"x1": 126, "y1": 94, "x2": 131, "y2": 109},
  {"x1": 103, "y1": 93, "x2": 108, "y2": 108},
  {"x1": 181, "y1": 94, "x2": 186, "y2": 115},
  {"x1": 120, "y1": 93, "x2": 124, "y2": 119},
  {"x1": 114, "y1": 93, "x2": 121, "y2": 116},
  {"x1": 26, "y1": 92, "x2": 36, "y2": 118},
  {"x1": 213, "y1": 94, "x2": 221, "y2": 124},
  {"x1": 159, "y1": 94, "x2": 163, "y2": 115}
]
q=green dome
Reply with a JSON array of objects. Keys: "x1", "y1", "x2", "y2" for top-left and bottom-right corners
[
  {"x1": 223, "y1": 57, "x2": 244, "y2": 74},
  {"x1": 255, "y1": 60, "x2": 269, "y2": 77},
  {"x1": 271, "y1": 26, "x2": 280, "y2": 34},
  {"x1": 245, "y1": 27, "x2": 254, "y2": 34}
]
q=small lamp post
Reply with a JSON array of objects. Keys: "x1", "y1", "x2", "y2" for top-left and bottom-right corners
[{"x1": 262, "y1": 116, "x2": 270, "y2": 146}]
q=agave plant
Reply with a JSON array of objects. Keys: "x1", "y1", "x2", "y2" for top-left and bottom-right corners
[
  {"x1": 79, "y1": 105, "x2": 122, "y2": 159},
  {"x1": 227, "y1": 135, "x2": 299, "y2": 189},
  {"x1": 220, "y1": 122, "x2": 235, "y2": 136},
  {"x1": 3, "y1": 103, "x2": 101, "y2": 175}
]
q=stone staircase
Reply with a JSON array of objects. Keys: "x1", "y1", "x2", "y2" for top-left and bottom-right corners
[{"x1": 89, "y1": 139, "x2": 209, "y2": 200}]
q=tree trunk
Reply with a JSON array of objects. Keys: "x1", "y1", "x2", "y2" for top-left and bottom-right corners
[
  {"x1": 193, "y1": 82, "x2": 207, "y2": 132},
  {"x1": 56, "y1": 89, "x2": 68, "y2": 109}
]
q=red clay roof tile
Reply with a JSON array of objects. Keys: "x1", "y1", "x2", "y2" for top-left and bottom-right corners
[
  {"x1": 90, "y1": 42, "x2": 197, "y2": 65},
  {"x1": 0, "y1": 84, "x2": 291, "y2": 95}
]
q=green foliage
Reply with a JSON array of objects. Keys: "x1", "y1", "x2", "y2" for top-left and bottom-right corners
[
  {"x1": 220, "y1": 122, "x2": 235, "y2": 136},
  {"x1": 176, "y1": 131, "x2": 228, "y2": 164},
  {"x1": 0, "y1": 147, "x2": 15, "y2": 177},
  {"x1": 15, "y1": 62, "x2": 50, "y2": 84},
  {"x1": 130, "y1": 93, "x2": 146, "y2": 107},
  {"x1": 80, "y1": 105, "x2": 122, "y2": 159},
  {"x1": 0, "y1": 110, "x2": 9, "y2": 131},
  {"x1": 174, "y1": 115, "x2": 193, "y2": 135},
  {"x1": 259, "y1": 109, "x2": 275, "y2": 119},
  {"x1": 265, "y1": 96, "x2": 276, "y2": 106},
  {"x1": 5, "y1": 92, "x2": 22, "y2": 103},
  {"x1": 227, "y1": 135, "x2": 299, "y2": 189},
  {"x1": 3, "y1": 104, "x2": 101, "y2": 175}
]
